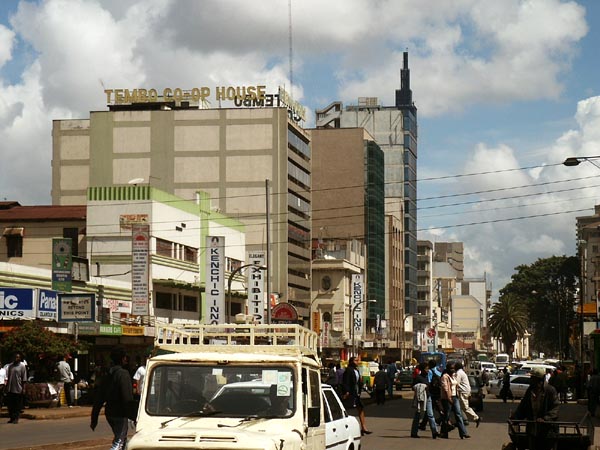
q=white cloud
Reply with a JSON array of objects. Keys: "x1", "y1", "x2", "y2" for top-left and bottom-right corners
[{"x1": 0, "y1": 24, "x2": 15, "y2": 68}]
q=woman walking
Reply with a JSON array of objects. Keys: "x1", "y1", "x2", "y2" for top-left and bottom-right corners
[
  {"x1": 342, "y1": 357, "x2": 372, "y2": 436},
  {"x1": 440, "y1": 363, "x2": 469, "y2": 439}
]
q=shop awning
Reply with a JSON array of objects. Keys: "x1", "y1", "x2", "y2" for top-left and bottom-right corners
[{"x1": 2, "y1": 227, "x2": 24, "y2": 236}]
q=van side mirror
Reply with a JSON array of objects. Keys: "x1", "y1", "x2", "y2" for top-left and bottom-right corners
[{"x1": 307, "y1": 406, "x2": 320, "y2": 427}]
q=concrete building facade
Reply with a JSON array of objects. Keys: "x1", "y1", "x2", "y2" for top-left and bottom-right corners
[{"x1": 52, "y1": 103, "x2": 312, "y2": 320}]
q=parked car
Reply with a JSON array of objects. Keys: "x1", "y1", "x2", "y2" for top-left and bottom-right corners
[
  {"x1": 489, "y1": 374, "x2": 531, "y2": 399},
  {"x1": 468, "y1": 375, "x2": 485, "y2": 412},
  {"x1": 394, "y1": 369, "x2": 413, "y2": 390},
  {"x1": 322, "y1": 384, "x2": 362, "y2": 450}
]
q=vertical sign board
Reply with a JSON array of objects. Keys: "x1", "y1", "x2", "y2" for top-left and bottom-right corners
[
  {"x1": 38, "y1": 289, "x2": 58, "y2": 320},
  {"x1": 131, "y1": 224, "x2": 150, "y2": 316},
  {"x1": 205, "y1": 236, "x2": 225, "y2": 324},
  {"x1": 0, "y1": 288, "x2": 35, "y2": 319},
  {"x1": 247, "y1": 251, "x2": 265, "y2": 323},
  {"x1": 52, "y1": 238, "x2": 72, "y2": 292},
  {"x1": 351, "y1": 274, "x2": 364, "y2": 340},
  {"x1": 58, "y1": 293, "x2": 95, "y2": 322}
]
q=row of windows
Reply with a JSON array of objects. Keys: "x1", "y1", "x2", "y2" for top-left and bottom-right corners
[
  {"x1": 288, "y1": 129, "x2": 310, "y2": 160},
  {"x1": 155, "y1": 291, "x2": 198, "y2": 312},
  {"x1": 156, "y1": 238, "x2": 198, "y2": 263},
  {"x1": 4, "y1": 227, "x2": 80, "y2": 258},
  {"x1": 288, "y1": 160, "x2": 311, "y2": 189}
]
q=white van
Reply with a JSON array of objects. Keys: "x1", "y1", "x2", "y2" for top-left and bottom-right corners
[
  {"x1": 495, "y1": 353, "x2": 510, "y2": 370},
  {"x1": 127, "y1": 323, "x2": 361, "y2": 450}
]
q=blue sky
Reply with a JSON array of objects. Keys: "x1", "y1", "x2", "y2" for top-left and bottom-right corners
[{"x1": 0, "y1": 0, "x2": 599, "y2": 295}]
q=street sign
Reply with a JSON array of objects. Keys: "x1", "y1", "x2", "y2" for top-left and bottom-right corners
[{"x1": 427, "y1": 327, "x2": 436, "y2": 338}]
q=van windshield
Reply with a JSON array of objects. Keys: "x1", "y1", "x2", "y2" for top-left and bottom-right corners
[
  {"x1": 145, "y1": 364, "x2": 295, "y2": 418},
  {"x1": 496, "y1": 355, "x2": 509, "y2": 363}
]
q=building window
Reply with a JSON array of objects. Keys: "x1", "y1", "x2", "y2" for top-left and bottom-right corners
[
  {"x1": 155, "y1": 292, "x2": 172, "y2": 309},
  {"x1": 63, "y1": 227, "x2": 79, "y2": 256},
  {"x1": 182, "y1": 295, "x2": 198, "y2": 312},
  {"x1": 156, "y1": 239, "x2": 172, "y2": 258},
  {"x1": 184, "y1": 246, "x2": 198, "y2": 263},
  {"x1": 6, "y1": 235, "x2": 23, "y2": 258}
]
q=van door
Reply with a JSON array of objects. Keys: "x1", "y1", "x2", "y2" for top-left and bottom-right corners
[{"x1": 304, "y1": 368, "x2": 325, "y2": 449}]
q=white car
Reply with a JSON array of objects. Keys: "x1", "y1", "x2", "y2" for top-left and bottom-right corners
[
  {"x1": 322, "y1": 384, "x2": 361, "y2": 450},
  {"x1": 489, "y1": 374, "x2": 531, "y2": 399}
]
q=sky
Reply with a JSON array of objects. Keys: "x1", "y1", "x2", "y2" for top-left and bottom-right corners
[{"x1": 0, "y1": 0, "x2": 599, "y2": 298}]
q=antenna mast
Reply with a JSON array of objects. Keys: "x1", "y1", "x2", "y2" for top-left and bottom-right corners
[{"x1": 288, "y1": 0, "x2": 293, "y2": 97}]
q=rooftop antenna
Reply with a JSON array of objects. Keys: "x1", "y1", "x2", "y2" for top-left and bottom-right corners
[{"x1": 288, "y1": 0, "x2": 293, "y2": 97}]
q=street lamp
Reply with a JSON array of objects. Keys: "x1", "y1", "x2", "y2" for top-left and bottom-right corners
[
  {"x1": 350, "y1": 298, "x2": 377, "y2": 358},
  {"x1": 563, "y1": 156, "x2": 600, "y2": 170}
]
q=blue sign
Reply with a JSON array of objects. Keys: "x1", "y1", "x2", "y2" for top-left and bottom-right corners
[
  {"x1": 38, "y1": 289, "x2": 58, "y2": 320},
  {"x1": 0, "y1": 288, "x2": 35, "y2": 320}
]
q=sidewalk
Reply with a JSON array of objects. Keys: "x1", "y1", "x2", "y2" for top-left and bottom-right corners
[{"x1": 1, "y1": 404, "x2": 93, "y2": 420}]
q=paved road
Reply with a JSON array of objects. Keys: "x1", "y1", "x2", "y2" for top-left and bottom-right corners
[{"x1": 3, "y1": 396, "x2": 599, "y2": 450}]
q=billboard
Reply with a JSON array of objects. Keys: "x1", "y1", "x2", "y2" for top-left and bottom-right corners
[
  {"x1": 38, "y1": 289, "x2": 58, "y2": 320},
  {"x1": 246, "y1": 251, "x2": 265, "y2": 323},
  {"x1": 131, "y1": 224, "x2": 150, "y2": 315},
  {"x1": 0, "y1": 288, "x2": 35, "y2": 320},
  {"x1": 351, "y1": 274, "x2": 365, "y2": 339},
  {"x1": 52, "y1": 238, "x2": 72, "y2": 292},
  {"x1": 58, "y1": 293, "x2": 95, "y2": 322}
]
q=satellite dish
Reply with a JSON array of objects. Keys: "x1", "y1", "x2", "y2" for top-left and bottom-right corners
[{"x1": 128, "y1": 178, "x2": 145, "y2": 186}]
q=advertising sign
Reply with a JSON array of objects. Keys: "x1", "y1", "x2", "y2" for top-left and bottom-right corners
[
  {"x1": 38, "y1": 289, "x2": 58, "y2": 320},
  {"x1": 52, "y1": 238, "x2": 73, "y2": 292},
  {"x1": 271, "y1": 303, "x2": 299, "y2": 324},
  {"x1": 246, "y1": 251, "x2": 265, "y2": 323},
  {"x1": 0, "y1": 288, "x2": 35, "y2": 320},
  {"x1": 351, "y1": 274, "x2": 365, "y2": 339},
  {"x1": 205, "y1": 236, "x2": 225, "y2": 324},
  {"x1": 131, "y1": 224, "x2": 150, "y2": 315},
  {"x1": 58, "y1": 293, "x2": 95, "y2": 322},
  {"x1": 104, "y1": 298, "x2": 132, "y2": 314}
]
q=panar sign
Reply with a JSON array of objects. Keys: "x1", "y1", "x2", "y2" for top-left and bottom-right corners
[{"x1": 38, "y1": 289, "x2": 58, "y2": 319}]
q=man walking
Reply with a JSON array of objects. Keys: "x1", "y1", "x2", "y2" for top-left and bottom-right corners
[
  {"x1": 455, "y1": 362, "x2": 481, "y2": 427},
  {"x1": 91, "y1": 346, "x2": 135, "y2": 450},
  {"x1": 385, "y1": 360, "x2": 397, "y2": 399},
  {"x1": 373, "y1": 364, "x2": 388, "y2": 405},
  {"x1": 57, "y1": 354, "x2": 75, "y2": 407},
  {"x1": 6, "y1": 351, "x2": 27, "y2": 424}
]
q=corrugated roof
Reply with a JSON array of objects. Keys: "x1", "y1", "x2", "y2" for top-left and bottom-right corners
[{"x1": 0, "y1": 205, "x2": 86, "y2": 221}]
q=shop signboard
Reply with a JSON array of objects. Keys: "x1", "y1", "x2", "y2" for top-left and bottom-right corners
[
  {"x1": 0, "y1": 288, "x2": 35, "y2": 320},
  {"x1": 38, "y1": 289, "x2": 58, "y2": 320},
  {"x1": 246, "y1": 251, "x2": 265, "y2": 324},
  {"x1": 58, "y1": 293, "x2": 95, "y2": 322},
  {"x1": 52, "y1": 238, "x2": 73, "y2": 292},
  {"x1": 132, "y1": 224, "x2": 150, "y2": 315},
  {"x1": 205, "y1": 236, "x2": 225, "y2": 324}
]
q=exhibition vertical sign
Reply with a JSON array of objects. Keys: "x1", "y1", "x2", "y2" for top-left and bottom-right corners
[
  {"x1": 52, "y1": 238, "x2": 72, "y2": 292},
  {"x1": 247, "y1": 251, "x2": 265, "y2": 324},
  {"x1": 351, "y1": 274, "x2": 364, "y2": 339},
  {"x1": 205, "y1": 236, "x2": 225, "y2": 324},
  {"x1": 131, "y1": 224, "x2": 150, "y2": 315}
]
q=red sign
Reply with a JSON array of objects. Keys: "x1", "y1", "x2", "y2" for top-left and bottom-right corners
[
  {"x1": 271, "y1": 303, "x2": 298, "y2": 323},
  {"x1": 427, "y1": 328, "x2": 436, "y2": 338}
]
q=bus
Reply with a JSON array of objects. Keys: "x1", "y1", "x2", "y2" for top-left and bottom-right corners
[{"x1": 420, "y1": 351, "x2": 447, "y2": 372}]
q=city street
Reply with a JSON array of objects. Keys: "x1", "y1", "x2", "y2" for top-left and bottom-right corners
[{"x1": 3, "y1": 395, "x2": 599, "y2": 450}]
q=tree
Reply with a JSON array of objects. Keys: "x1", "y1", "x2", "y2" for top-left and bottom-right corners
[
  {"x1": 0, "y1": 321, "x2": 87, "y2": 381},
  {"x1": 499, "y1": 255, "x2": 579, "y2": 358},
  {"x1": 488, "y1": 293, "x2": 528, "y2": 353}
]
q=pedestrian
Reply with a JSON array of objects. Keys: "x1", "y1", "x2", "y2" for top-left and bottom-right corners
[
  {"x1": 91, "y1": 346, "x2": 136, "y2": 450},
  {"x1": 57, "y1": 354, "x2": 75, "y2": 407},
  {"x1": 335, "y1": 363, "x2": 344, "y2": 394},
  {"x1": 132, "y1": 355, "x2": 147, "y2": 399},
  {"x1": 455, "y1": 361, "x2": 481, "y2": 427},
  {"x1": 500, "y1": 368, "x2": 513, "y2": 403},
  {"x1": 0, "y1": 362, "x2": 6, "y2": 409},
  {"x1": 325, "y1": 362, "x2": 337, "y2": 386},
  {"x1": 385, "y1": 359, "x2": 397, "y2": 399},
  {"x1": 373, "y1": 364, "x2": 388, "y2": 405},
  {"x1": 342, "y1": 357, "x2": 372, "y2": 436},
  {"x1": 481, "y1": 368, "x2": 490, "y2": 387},
  {"x1": 587, "y1": 369, "x2": 600, "y2": 416},
  {"x1": 5, "y1": 351, "x2": 27, "y2": 424},
  {"x1": 511, "y1": 367, "x2": 559, "y2": 450},
  {"x1": 557, "y1": 366, "x2": 568, "y2": 403},
  {"x1": 440, "y1": 363, "x2": 469, "y2": 439},
  {"x1": 419, "y1": 359, "x2": 442, "y2": 430},
  {"x1": 411, "y1": 362, "x2": 439, "y2": 439}
]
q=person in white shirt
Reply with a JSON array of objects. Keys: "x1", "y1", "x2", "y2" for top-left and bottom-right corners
[
  {"x1": 0, "y1": 364, "x2": 6, "y2": 408},
  {"x1": 132, "y1": 356, "x2": 147, "y2": 397},
  {"x1": 455, "y1": 362, "x2": 481, "y2": 427}
]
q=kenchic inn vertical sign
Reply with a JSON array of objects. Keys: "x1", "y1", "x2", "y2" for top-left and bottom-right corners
[
  {"x1": 205, "y1": 236, "x2": 225, "y2": 324},
  {"x1": 131, "y1": 224, "x2": 150, "y2": 316},
  {"x1": 247, "y1": 251, "x2": 265, "y2": 323},
  {"x1": 351, "y1": 274, "x2": 365, "y2": 339}
]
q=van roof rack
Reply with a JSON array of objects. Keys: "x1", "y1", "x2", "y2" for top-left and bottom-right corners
[{"x1": 154, "y1": 323, "x2": 319, "y2": 359}]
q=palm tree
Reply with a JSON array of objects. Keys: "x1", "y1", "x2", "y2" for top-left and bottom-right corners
[{"x1": 488, "y1": 293, "x2": 528, "y2": 354}]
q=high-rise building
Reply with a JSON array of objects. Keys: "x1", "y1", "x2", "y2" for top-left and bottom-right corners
[
  {"x1": 52, "y1": 97, "x2": 313, "y2": 320},
  {"x1": 315, "y1": 51, "x2": 418, "y2": 348}
]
